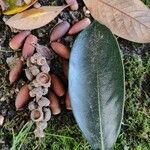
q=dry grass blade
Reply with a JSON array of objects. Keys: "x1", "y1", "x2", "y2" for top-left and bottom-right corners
[
  {"x1": 83, "y1": 0, "x2": 150, "y2": 43},
  {"x1": 6, "y1": 5, "x2": 67, "y2": 30}
]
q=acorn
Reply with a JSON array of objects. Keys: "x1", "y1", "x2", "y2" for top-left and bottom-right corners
[
  {"x1": 50, "y1": 21, "x2": 70, "y2": 42},
  {"x1": 65, "y1": 91, "x2": 72, "y2": 110},
  {"x1": 9, "y1": 30, "x2": 31, "y2": 50},
  {"x1": 65, "y1": 0, "x2": 79, "y2": 10},
  {"x1": 62, "y1": 59, "x2": 69, "y2": 78},
  {"x1": 22, "y1": 34, "x2": 38, "y2": 59},
  {"x1": 68, "y1": 18, "x2": 91, "y2": 35},
  {"x1": 15, "y1": 84, "x2": 30, "y2": 109},
  {"x1": 50, "y1": 73, "x2": 65, "y2": 97},
  {"x1": 9, "y1": 58, "x2": 24, "y2": 84},
  {"x1": 48, "y1": 91, "x2": 61, "y2": 115},
  {"x1": 51, "y1": 42, "x2": 70, "y2": 59}
]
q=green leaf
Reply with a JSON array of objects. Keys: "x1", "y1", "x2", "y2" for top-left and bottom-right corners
[{"x1": 69, "y1": 21, "x2": 125, "y2": 150}]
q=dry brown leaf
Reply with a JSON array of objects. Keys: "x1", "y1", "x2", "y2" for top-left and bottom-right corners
[
  {"x1": 83, "y1": 0, "x2": 150, "y2": 43},
  {"x1": 3, "y1": 0, "x2": 37, "y2": 15},
  {"x1": 6, "y1": 6, "x2": 67, "y2": 30}
]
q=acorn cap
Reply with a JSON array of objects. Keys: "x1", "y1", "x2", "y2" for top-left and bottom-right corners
[
  {"x1": 34, "y1": 128, "x2": 45, "y2": 138},
  {"x1": 43, "y1": 107, "x2": 51, "y2": 122},
  {"x1": 36, "y1": 72, "x2": 51, "y2": 87},
  {"x1": 30, "y1": 108, "x2": 43, "y2": 122},
  {"x1": 28, "y1": 101, "x2": 37, "y2": 111},
  {"x1": 38, "y1": 97, "x2": 50, "y2": 107},
  {"x1": 36, "y1": 121, "x2": 48, "y2": 130}
]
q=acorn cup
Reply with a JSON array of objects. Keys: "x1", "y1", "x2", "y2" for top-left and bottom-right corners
[
  {"x1": 28, "y1": 101, "x2": 37, "y2": 111},
  {"x1": 36, "y1": 72, "x2": 51, "y2": 88},
  {"x1": 30, "y1": 107, "x2": 44, "y2": 122},
  {"x1": 65, "y1": 91, "x2": 72, "y2": 110},
  {"x1": 35, "y1": 44, "x2": 52, "y2": 61},
  {"x1": 22, "y1": 41, "x2": 52, "y2": 137},
  {"x1": 38, "y1": 97, "x2": 50, "y2": 107}
]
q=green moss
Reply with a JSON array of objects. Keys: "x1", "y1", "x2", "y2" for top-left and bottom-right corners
[{"x1": 114, "y1": 54, "x2": 150, "y2": 150}]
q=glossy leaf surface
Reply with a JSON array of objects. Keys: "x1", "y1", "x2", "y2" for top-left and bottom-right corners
[{"x1": 69, "y1": 21, "x2": 125, "y2": 150}]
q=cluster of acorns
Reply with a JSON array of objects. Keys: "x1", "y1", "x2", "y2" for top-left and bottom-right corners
[{"x1": 8, "y1": 0, "x2": 91, "y2": 137}]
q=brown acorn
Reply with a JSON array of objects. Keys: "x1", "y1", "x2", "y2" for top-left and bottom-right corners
[
  {"x1": 51, "y1": 42, "x2": 70, "y2": 59},
  {"x1": 9, "y1": 58, "x2": 24, "y2": 84},
  {"x1": 68, "y1": 18, "x2": 91, "y2": 35},
  {"x1": 15, "y1": 84, "x2": 30, "y2": 109},
  {"x1": 9, "y1": 30, "x2": 31, "y2": 50},
  {"x1": 48, "y1": 91, "x2": 61, "y2": 115},
  {"x1": 43, "y1": 108, "x2": 51, "y2": 122},
  {"x1": 50, "y1": 21, "x2": 70, "y2": 42},
  {"x1": 65, "y1": 0, "x2": 79, "y2": 10},
  {"x1": 50, "y1": 73, "x2": 65, "y2": 97},
  {"x1": 65, "y1": 91, "x2": 72, "y2": 110},
  {"x1": 22, "y1": 34, "x2": 38, "y2": 58},
  {"x1": 62, "y1": 59, "x2": 69, "y2": 78}
]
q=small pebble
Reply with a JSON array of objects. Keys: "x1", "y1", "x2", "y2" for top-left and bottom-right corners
[
  {"x1": 0, "y1": 115, "x2": 4, "y2": 126},
  {"x1": 33, "y1": 2, "x2": 41, "y2": 8},
  {"x1": 24, "y1": 0, "x2": 31, "y2": 5}
]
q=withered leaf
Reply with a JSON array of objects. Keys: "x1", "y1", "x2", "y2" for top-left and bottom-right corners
[
  {"x1": 6, "y1": 6, "x2": 67, "y2": 30},
  {"x1": 4, "y1": 0, "x2": 37, "y2": 15},
  {"x1": 83, "y1": 0, "x2": 150, "y2": 43}
]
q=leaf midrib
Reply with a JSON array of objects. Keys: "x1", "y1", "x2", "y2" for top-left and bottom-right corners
[
  {"x1": 96, "y1": 68, "x2": 105, "y2": 150},
  {"x1": 97, "y1": 0, "x2": 150, "y2": 29}
]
